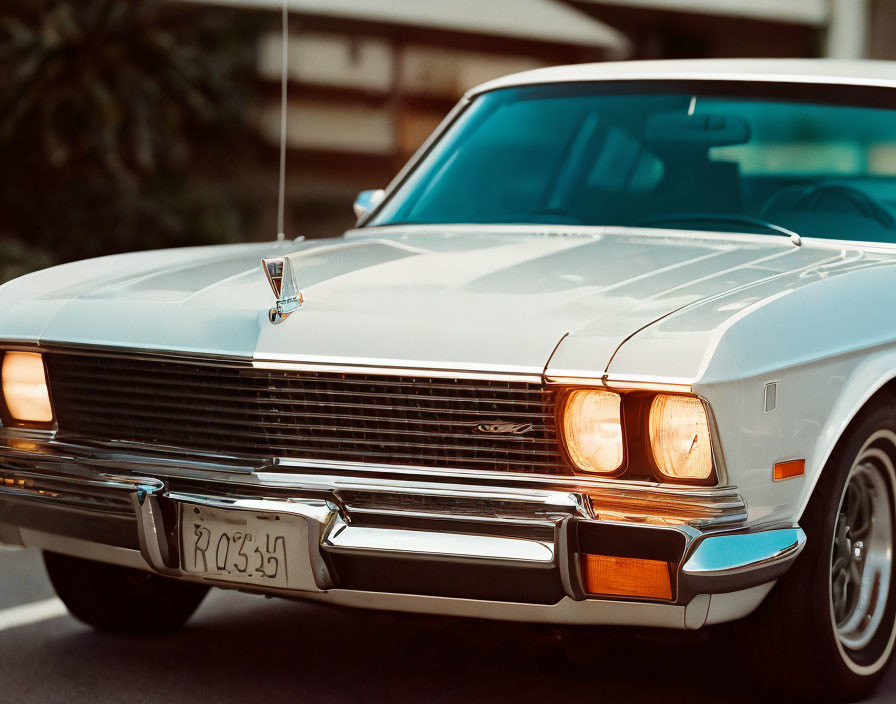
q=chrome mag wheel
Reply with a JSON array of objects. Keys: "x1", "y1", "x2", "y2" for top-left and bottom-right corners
[{"x1": 830, "y1": 437, "x2": 896, "y2": 671}]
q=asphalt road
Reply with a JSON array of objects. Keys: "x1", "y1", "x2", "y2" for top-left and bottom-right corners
[{"x1": 2, "y1": 546, "x2": 896, "y2": 704}]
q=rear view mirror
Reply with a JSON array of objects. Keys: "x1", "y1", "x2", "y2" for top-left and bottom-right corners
[
  {"x1": 353, "y1": 189, "x2": 385, "y2": 222},
  {"x1": 645, "y1": 112, "x2": 751, "y2": 147}
]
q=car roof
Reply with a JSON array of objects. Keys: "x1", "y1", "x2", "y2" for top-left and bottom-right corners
[{"x1": 467, "y1": 58, "x2": 896, "y2": 97}]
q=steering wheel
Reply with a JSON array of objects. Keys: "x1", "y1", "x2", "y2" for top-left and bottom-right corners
[{"x1": 795, "y1": 184, "x2": 896, "y2": 230}]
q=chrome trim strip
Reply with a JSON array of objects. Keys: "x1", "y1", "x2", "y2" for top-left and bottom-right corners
[
  {"x1": 1, "y1": 434, "x2": 730, "y2": 498},
  {"x1": 252, "y1": 357, "x2": 544, "y2": 383},
  {"x1": 703, "y1": 582, "x2": 776, "y2": 627},
  {"x1": 270, "y1": 456, "x2": 732, "y2": 498},
  {"x1": 545, "y1": 373, "x2": 694, "y2": 393},
  {"x1": 0, "y1": 466, "x2": 163, "y2": 496},
  {"x1": 301, "y1": 590, "x2": 696, "y2": 627},
  {"x1": 587, "y1": 489, "x2": 746, "y2": 527},
  {"x1": 0, "y1": 339, "x2": 40, "y2": 349},
  {"x1": 0, "y1": 427, "x2": 57, "y2": 442},
  {"x1": 323, "y1": 515, "x2": 555, "y2": 563},
  {"x1": 682, "y1": 527, "x2": 807, "y2": 576},
  {"x1": 0, "y1": 465, "x2": 162, "y2": 515},
  {"x1": 133, "y1": 493, "x2": 178, "y2": 574},
  {"x1": 344, "y1": 506, "x2": 557, "y2": 528},
  {"x1": 168, "y1": 493, "x2": 335, "y2": 519},
  {"x1": 465, "y1": 71, "x2": 896, "y2": 100},
  {"x1": 0, "y1": 437, "x2": 747, "y2": 527},
  {"x1": 0, "y1": 340, "x2": 254, "y2": 369}
]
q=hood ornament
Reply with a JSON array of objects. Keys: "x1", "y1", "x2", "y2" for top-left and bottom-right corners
[{"x1": 262, "y1": 257, "x2": 303, "y2": 324}]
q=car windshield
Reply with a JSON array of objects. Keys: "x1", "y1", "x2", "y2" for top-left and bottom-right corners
[{"x1": 370, "y1": 82, "x2": 896, "y2": 243}]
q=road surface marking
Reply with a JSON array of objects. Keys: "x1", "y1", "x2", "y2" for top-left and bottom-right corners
[{"x1": 0, "y1": 598, "x2": 68, "y2": 632}]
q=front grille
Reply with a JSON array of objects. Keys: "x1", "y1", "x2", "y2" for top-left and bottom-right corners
[{"x1": 45, "y1": 353, "x2": 567, "y2": 474}]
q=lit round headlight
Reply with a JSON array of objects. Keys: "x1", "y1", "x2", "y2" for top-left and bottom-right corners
[
  {"x1": 648, "y1": 394, "x2": 712, "y2": 481},
  {"x1": 1, "y1": 351, "x2": 53, "y2": 424},
  {"x1": 561, "y1": 389, "x2": 624, "y2": 474}
]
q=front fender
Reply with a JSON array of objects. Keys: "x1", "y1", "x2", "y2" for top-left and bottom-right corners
[
  {"x1": 689, "y1": 265, "x2": 896, "y2": 527},
  {"x1": 795, "y1": 347, "x2": 896, "y2": 521}
]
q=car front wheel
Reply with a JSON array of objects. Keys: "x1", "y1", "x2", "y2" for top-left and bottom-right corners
[
  {"x1": 740, "y1": 397, "x2": 896, "y2": 702},
  {"x1": 43, "y1": 552, "x2": 209, "y2": 633}
]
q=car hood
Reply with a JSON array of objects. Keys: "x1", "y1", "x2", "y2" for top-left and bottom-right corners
[{"x1": 0, "y1": 226, "x2": 868, "y2": 377}]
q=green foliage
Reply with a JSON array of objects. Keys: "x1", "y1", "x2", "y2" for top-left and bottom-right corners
[{"x1": 0, "y1": 0, "x2": 263, "y2": 279}]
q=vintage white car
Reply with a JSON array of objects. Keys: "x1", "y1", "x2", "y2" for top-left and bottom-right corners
[{"x1": 4, "y1": 58, "x2": 896, "y2": 700}]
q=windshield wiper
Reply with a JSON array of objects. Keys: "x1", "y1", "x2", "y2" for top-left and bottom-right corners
[{"x1": 639, "y1": 214, "x2": 802, "y2": 246}]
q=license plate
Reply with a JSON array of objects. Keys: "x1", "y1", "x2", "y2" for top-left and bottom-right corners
[{"x1": 180, "y1": 504, "x2": 310, "y2": 590}]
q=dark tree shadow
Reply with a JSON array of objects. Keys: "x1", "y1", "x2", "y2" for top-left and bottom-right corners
[{"x1": 14, "y1": 590, "x2": 797, "y2": 704}]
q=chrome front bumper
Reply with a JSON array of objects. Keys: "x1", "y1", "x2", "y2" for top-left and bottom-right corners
[{"x1": 0, "y1": 438, "x2": 805, "y2": 629}]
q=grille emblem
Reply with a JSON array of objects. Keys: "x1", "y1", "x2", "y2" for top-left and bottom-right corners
[
  {"x1": 262, "y1": 256, "x2": 303, "y2": 324},
  {"x1": 474, "y1": 422, "x2": 534, "y2": 435}
]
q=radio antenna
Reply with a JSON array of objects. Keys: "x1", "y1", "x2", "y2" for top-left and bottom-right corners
[{"x1": 276, "y1": 0, "x2": 288, "y2": 241}]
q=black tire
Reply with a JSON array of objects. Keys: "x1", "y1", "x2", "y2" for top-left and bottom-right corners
[
  {"x1": 43, "y1": 552, "x2": 209, "y2": 633},
  {"x1": 738, "y1": 397, "x2": 896, "y2": 702}
]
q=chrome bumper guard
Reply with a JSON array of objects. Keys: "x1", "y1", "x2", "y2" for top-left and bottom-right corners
[{"x1": 0, "y1": 440, "x2": 806, "y2": 626}]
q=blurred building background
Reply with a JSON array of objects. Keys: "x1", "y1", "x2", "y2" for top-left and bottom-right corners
[
  {"x1": 203, "y1": 0, "x2": 628, "y2": 239},
  {"x1": 0, "y1": 0, "x2": 892, "y2": 282}
]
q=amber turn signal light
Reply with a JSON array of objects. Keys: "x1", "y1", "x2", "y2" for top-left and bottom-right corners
[
  {"x1": 581, "y1": 553, "x2": 673, "y2": 600},
  {"x1": 1, "y1": 352, "x2": 53, "y2": 423},
  {"x1": 774, "y1": 459, "x2": 805, "y2": 481}
]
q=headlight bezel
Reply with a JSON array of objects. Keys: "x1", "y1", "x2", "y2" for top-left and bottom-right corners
[
  {"x1": 647, "y1": 393, "x2": 714, "y2": 483},
  {"x1": 558, "y1": 388, "x2": 627, "y2": 477},
  {"x1": 0, "y1": 350, "x2": 56, "y2": 429},
  {"x1": 557, "y1": 386, "x2": 719, "y2": 487}
]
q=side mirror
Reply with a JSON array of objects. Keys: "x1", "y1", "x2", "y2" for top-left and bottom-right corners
[{"x1": 353, "y1": 189, "x2": 385, "y2": 222}]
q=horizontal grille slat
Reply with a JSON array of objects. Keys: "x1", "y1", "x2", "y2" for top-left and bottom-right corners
[
  {"x1": 46, "y1": 395, "x2": 550, "y2": 427},
  {"x1": 60, "y1": 416, "x2": 555, "y2": 444},
  {"x1": 51, "y1": 380, "x2": 545, "y2": 408},
  {"x1": 63, "y1": 414, "x2": 560, "y2": 450},
  {"x1": 49, "y1": 386, "x2": 550, "y2": 420},
  {"x1": 45, "y1": 353, "x2": 568, "y2": 474}
]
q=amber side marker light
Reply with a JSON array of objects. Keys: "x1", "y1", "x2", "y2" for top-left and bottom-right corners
[
  {"x1": 774, "y1": 459, "x2": 805, "y2": 481},
  {"x1": 581, "y1": 554, "x2": 673, "y2": 600},
  {"x1": 1, "y1": 352, "x2": 53, "y2": 423}
]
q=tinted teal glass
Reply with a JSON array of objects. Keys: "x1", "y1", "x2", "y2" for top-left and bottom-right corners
[{"x1": 371, "y1": 84, "x2": 896, "y2": 243}]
